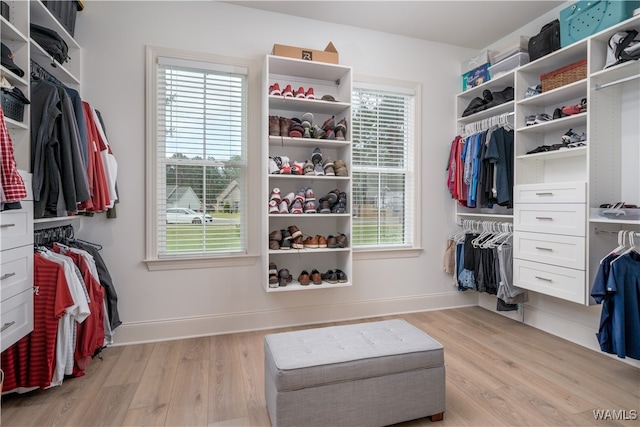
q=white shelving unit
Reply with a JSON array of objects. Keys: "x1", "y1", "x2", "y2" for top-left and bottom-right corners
[
  {"x1": 262, "y1": 55, "x2": 353, "y2": 292},
  {"x1": 454, "y1": 14, "x2": 640, "y2": 306}
]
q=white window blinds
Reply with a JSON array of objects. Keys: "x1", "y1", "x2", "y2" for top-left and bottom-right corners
[
  {"x1": 352, "y1": 84, "x2": 415, "y2": 248},
  {"x1": 155, "y1": 58, "x2": 247, "y2": 258}
]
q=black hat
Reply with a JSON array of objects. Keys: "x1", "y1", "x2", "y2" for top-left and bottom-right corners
[{"x1": 1, "y1": 43, "x2": 25, "y2": 78}]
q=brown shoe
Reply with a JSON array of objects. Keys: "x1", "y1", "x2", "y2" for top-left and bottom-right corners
[
  {"x1": 292, "y1": 235, "x2": 304, "y2": 249},
  {"x1": 298, "y1": 270, "x2": 310, "y2": 286},
  {"x1": 269, "y1": 229, "x2": 282, "y2": 242},
  {"x1": 327, "y1": 235, "x2": 337, "y2": 248},
  {"x1": 304, "y1": 235, "x2": 319, "y2": 249},
  {"x1": 269, "y1": 116, "x2": 280, "y2": 136},
  {"x1": 288, "y1": 225, "x2": 302, "y2": 239},
  {"x1": 310, "y1": 269, "x2": 322, "y2": 285},
  {"x1": 317, "y1": 235, "x2": 327, "y2": 248},
  {"x1": 269, "y1": 240, "x2": 280, "y2": 250},
  {"x1": 279, "y1": 117, "x2": 291, "y2": 137}
]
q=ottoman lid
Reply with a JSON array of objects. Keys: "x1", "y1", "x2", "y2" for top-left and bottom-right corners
[{"x1": 264, "y1": 319, "x2": 444, "y2": 391}]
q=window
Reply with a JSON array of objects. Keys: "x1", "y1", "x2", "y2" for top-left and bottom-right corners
[
  {"x1": 351, "y1": 78, "x2": 420, "y2": 252},
  {"x1": 145, "y1": 47, "x2": 256, "y2": 269}
]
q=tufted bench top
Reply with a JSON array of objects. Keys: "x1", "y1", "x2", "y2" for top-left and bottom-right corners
[{"x1": 264, "y1": 319, "x2": 444, "y2": 392}]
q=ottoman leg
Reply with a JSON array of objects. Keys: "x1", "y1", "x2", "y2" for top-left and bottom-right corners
[{"x1": 430, "y1": 412, "x2": 444, "y2": 422}]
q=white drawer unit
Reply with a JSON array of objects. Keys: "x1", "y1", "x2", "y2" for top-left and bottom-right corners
[
  {"x1": 514, "y1": 258, "x2": 586, "y2": 304},
  {"x1": 0, "y1": 201, "x2": 34, "y2": 250},
  {"x1": 513, "y1": 182, "x2": 586, "y2": 204},
  {"x1": 514, "y1": 203, "x2": 586, "y2": 236},
  {"x1": 513, "y1": 231, "x2": 586, "y2": 270},
  {"x1": 0, "y1": 288, "x2": 34, "y2": 353},
  {"x1": 1, "y1": 245, "x2": 34, "y2": 301}
]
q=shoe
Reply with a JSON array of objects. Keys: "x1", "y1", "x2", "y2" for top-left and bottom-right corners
[
  {"x1": 288, "y1": 225, "x2": 302, "y2": 239},
  {"x1": 310, "y1": 269, "x2": 323, "y2": 285},
  {"x1": 283, "y1": 191, "x2": 295, "y2": 207},
  {"x1": 311, "y1": 147, "x2": 322, "y2": 164},
  {"x1": 323, "y1": 157, "x2": 335, "y2": 176},
  {"x1": 305, "y1": 88, "x2": 315, "y2": 99},
  {"x1": 301, "y1": 112, "x2": 314, "y2": 126},
  {"x1": 269, "y1": 116, "x2": 280, "y2": 136},
  {"x1": 290, "y1": 199, "x2": 304, "y2": 214},
  {"x1": 269, "y1": 238, "x2": 280, "y2": 250},
  {"x1": 304, "y1": 200, "x2": 317, "y2": 213},
  {"x1": 327, "y1": 235, "x2": 337, "y2": 248},
  {"x1": 292, "y1": 235, "x2": 304, "y2": 249},
  {"x1": 304, "y1": 235, "x2": 319, "y2": 249},
  {"x1": 282, "y1": 84, "x2": 294, "y2": 97},
  {"x1": 319, "y1": 199, "x2": 332, "y2": 213},
  {"x1": 317, "y1": 235, "x2": 328, "y2": 248},
  {"x1": 295, "y1": 86, "x2": 306, "y2": 98},
  {"x1": 552, "y1": 108, "x2": 568, "y2": 120},
  {"x1": 334, "y1": 118, "x2": 347, "y2": 140},
  {"x1": 278, "y1": 200, "x2": 289, "y2": 214},
  {"x1": 335, "y1": 269, "x2": 348, "y2": 283},
  {"x1": 334, "y1": 160, "x2": 348, "y2": 176},
  {"x1": 280, "y1": 156, "x2": 291, "y2": 174},
  {"x1": 269, "y1": 262, "x2": 279, "y2": 287},
  {"x1": 280, "y1": 230, "x2": 292, "y2": 249},
  {"x1": 533, "y1": 113, "x2": 552, "y2": 124},
  {"x1": 268, "y1": 200, "x2": 279, "y2": 214},
  {"x1": 269, "y1": 83, "x2": 281, "y2": 96},
  {"x1": 336, "y1": 233, "x2": 348, "y2": 248},
  {"x1": 278, "y1": 268, "x2": 292, "y2": 287},
  {"x1": 322, "y1": 270, "x2": 338, "y2": 284},
  {"x1": 311, "y1": 124, "x2": 325, "y2": 139},
  {"x1": 526, "y1": 145, "x2": 551, "y2": 154},
  {"x1": 279, "y1": 117, "x2": 291, "y2": 137},
  {"x1": 524, "y1": 84, "x2": 541, "y2": 98},
  {"x1": 270, "y1": 187, "x2": 281, "y2": 203},
  {"x1": 562, "y1": 104, "x2": 581, "y2": 116},
  {"x1": 289, "y1": 122, "x2": 304, "y2": 138},
  {"x1": 269, "y1": 157, "x2": 280, "y2": 174},
  {"x1": 303, "y1": 160, "x2": 315, "y2": 175},
  {"x1": 525, "y1": 115, "x2": 536, "y2": 126},
  {"x1": 332, "y1": 201, "x2": 347, "y2": 214},
  {"x1": 305, "y1": 187, "x2": 315, "y2": 201},
  {"x1": 321, "y1": 116, "x2": 335, "y2": 132},
  {"x1": 298, "y1": 270, "x2": 310, "y2": 286},
  {"x1": 291, "y1": 162, "x2": 304, "y2": 175},
  {"x1": 323, "y1": 189, "x2": 339, "y2": 205},
  {"x1": 269, "y1": 229, "x2": 282, "y2": 245},
  {"x1": 323, "y1": 128, "x2": 336, "y2": 140},
  {"x1": 314, "y1": 163, "x2": 325, "y2": 176}
]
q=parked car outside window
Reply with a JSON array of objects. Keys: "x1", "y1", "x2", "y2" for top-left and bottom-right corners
[{"x1": 166, "y1": 208, "x2": 213, "y2": 224}]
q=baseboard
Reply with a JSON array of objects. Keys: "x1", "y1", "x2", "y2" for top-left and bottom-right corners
[{"x1": 111, "y1": 291, "x2": 478, "y2": 346}]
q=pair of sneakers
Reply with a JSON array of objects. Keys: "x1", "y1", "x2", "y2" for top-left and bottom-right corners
[
  {"x1": 525, "y1": 113, "x2": 552, "y2": 126},
  {"x1": 270, "y1": 83, "x2": 314, "y2": 100}
]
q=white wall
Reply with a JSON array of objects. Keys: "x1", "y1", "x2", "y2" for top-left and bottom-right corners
[{"x1": 73, "y1": 1, "x2": 478, "y2": 345}]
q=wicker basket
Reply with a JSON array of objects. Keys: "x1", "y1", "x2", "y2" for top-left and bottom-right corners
[
  {"x1": 1, "y1": 91, "x2": 25, "y2": 122},
  {"x1": 540, "y1": 59, "x2": 587, "y2": 92}
]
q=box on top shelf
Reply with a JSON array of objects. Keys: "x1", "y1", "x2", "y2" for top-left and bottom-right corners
[
  {"x1": 488, "y1": 36, "x2": 530, "y2": 65},
  {"x1": 462, "y1": 63, "x2": 490, "y2": 92},
  {"x1": 272, "y1": 42, "x2": 339, "y2": 64},
  {"x1": 559, "y1": 0, "x2": 640, "y2": 47},
  {"x1": 42, "y1": 0, "x2": 84, "y2": 37},
  {"x1": 489, "y1": 52, "x2": 529, "y2": 79},
  {"x1": 461, "y1": 50, "x2": 490, "y2": 74}
]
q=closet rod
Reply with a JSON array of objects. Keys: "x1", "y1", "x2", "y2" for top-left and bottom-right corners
[
  {"x1": 461, "y1": 111, "x2": 514, "y2": 135},
  {"x1": 595, "y1": 73, "x2": 640, "y2": 90},
  {"x1": 594, "y1": 228, "x2": 640, "y2": 236}
]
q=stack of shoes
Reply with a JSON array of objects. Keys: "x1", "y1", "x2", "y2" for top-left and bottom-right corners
[
  {"x1": 268, "y1": 188, "x2": 282, "y2": 214},
  {"x1": 269, "y1": 83, "x2": 315, "y2": 100},
  {"x1": 525, "y1": 113, "x2": 552, "y2": 126},
  {"x1": 334, "y1": 118, "x2": 348, "y2": 141},
  {"x1": 268, "y1": 262, "x2": 279, "y2": 288},
  {"x1": 318, "y1": 189, "x2": 348, "y2": 214},
  {"x1": 312, "y1": 147, "x2": 324, "y2": 176}
]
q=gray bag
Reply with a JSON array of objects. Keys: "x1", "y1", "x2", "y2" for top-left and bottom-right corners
[{"x1": 604, "y1": 30, "x2": 640, "y2": 69}]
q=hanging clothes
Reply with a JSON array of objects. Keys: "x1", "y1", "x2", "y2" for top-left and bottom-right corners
[
  {"x1": 0, "y1": 105, "x2": 27, "y2": 208},
  {"x1": 591, "y1": 250, "x2": 640, "y2": 360}
]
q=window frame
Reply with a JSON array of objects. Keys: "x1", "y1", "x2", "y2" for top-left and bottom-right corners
[
  {"x1": 351, "y1": 75, "x2": 423, "y2": 260},
  {"x1": 144, "y1": 46, "x2": 260, "y2": 271}
]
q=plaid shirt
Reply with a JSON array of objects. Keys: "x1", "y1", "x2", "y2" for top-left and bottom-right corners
[{"x1": 0, "y1": 106, "x2": 27, "y2": 203}]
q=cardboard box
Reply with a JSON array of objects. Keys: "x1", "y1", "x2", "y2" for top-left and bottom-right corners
[
  {"x1": 272, "y1": 42, "x2": 339, "y2": 64},
  {"x1": 462, "y1": 63, "x2": 490, "y2": 92}
]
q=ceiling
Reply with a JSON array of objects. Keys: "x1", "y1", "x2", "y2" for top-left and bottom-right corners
[{"x1": 225, "y1": 1, "x2": 565, "y2": 49}]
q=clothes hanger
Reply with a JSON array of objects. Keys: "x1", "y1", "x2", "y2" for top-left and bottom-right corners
[
  {"x1": 599, "y1": 229, "x2": 626, "y2": 264},
  {"x1": 610, "y1": 231, "x2": 637, "y2": 265}
]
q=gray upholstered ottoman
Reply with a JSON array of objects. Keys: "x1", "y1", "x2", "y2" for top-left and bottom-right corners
[{"x1": 264, "y1": 319, "x2": 445, "y2": 427}]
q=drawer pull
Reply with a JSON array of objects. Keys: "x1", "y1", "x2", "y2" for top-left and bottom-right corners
[
  {"x1": 1, "y1": 321, "x2": 16, "y2": 332},
  {"x1": 535, "y1": 216, "x2": 554, "y2": 220},
  {"x1": 535, "y1": 276, "x2": 553, "y2": 282},
  {"x1": 0, "y1": 272, "x2": 16, "y2": 280},
  {"x1": 0, "y1": 223, "x2": 16, "y2": 229},
  {"x1": 535, "y1": 192, "x2": 554, "y2": 196},
  {"x1": 535, "y1": 247, "x2": 553, "y2": 252}
]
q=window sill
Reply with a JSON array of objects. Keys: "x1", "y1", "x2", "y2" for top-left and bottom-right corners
[
  {"x1": 144, "y1": 254, "x2": 259, "y2": 271},
  {"x1": 353, "y1": 247, "x2": 423, "y2": 261}
]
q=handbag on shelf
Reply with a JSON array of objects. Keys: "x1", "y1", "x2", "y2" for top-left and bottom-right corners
[{"x1": 528, "y1": 19, "x2": 561, "y2": 62}]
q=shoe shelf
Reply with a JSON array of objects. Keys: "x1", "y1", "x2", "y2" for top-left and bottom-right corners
[
  {"x1": 515, "y1": 112, "x2": 587, "y2": 134},
  {"x1": 516, "y1": 145, "x2": 587, "y2": 161},
  {"x1": 516, "y1": 80, "x2": 587, "y2": 108},
  {"x1": 263, "y1": 54, "x2": 353, "y2": 293}
]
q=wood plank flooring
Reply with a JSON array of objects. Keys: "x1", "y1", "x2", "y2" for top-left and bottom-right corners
[{"x1": 1, "y1": 307, "x2": 638, "y2": 426}]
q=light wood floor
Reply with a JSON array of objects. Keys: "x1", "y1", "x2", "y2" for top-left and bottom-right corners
[{"x1": 1, "y1": 306, "x2": 638, "y2": 426}]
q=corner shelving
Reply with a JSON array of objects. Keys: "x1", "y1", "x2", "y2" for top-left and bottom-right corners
[{"x1": 262, "y1": 54, "x2": 353, "y2": 292}]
